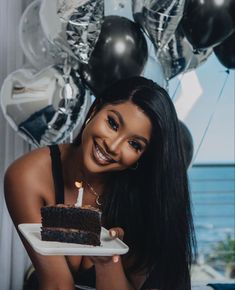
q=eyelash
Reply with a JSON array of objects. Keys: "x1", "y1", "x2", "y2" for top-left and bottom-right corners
[
  {"x1": 106, "y1": 115, "x2": 143, "y2": 152},
  {"x1": 107, "y1": 115, "x2": 119, "y2": 131},
  {"x1": 129, "y1": 140, "x2": 143, "y2": 152}
]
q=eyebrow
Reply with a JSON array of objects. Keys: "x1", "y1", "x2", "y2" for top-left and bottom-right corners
[
  {"x1": 108, "y1": 109, "x2": 124, "y2": 126},
  {"x1": 108, "y1": 109, "x2": 149, "y2": 145},
  {"x1": 133, "y1": 135, "x2": 149, "y2": 146}
]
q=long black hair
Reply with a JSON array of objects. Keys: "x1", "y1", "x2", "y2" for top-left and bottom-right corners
[{"x1": 74, "y1": 76, "x2": 196, "y2": 290}]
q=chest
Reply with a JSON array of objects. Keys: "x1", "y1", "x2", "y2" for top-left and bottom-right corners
[{"x1": 43, "y1": 174, "x2": 99, "y2": 209}]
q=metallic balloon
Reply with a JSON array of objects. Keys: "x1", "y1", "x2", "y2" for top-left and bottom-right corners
[
  {"x1": 66, "y1": 0, "x2": 104, "y2": 63},
  {"x1": 132, "y1": 0, "x2": 173, "y2": 26},
  {"x1": 214, "y1": 32, "x2": 235, "y2": 69},
  {"x1": 132, "y1": 0, "x2": 186, "y2": 53},
  {"x1": 40, "y1": 0, "x2": 104, "y2": 64},
  {"x1": 158, "y1": 26, "x2": 212, "y2": 80},
  {"x1": 0, "y1": 66, "x2": 91, "y2": 147},
  {"x1": 181, "y1": 0, "x2": 235, "y2": 50},
  {"x1": 19, "y1": 0, "x2": 65, "y2": 70},
  {"x1": 179, "y1": 121, "x2": 194, "y2": 169},
  {"x1": 81, "y1": 15, "x2": 148, "y2": 96}
]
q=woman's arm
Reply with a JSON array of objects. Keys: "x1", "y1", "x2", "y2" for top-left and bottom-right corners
[
  {"x1": 95, "y1": 258, "x2": 135, "y2": 290},
  {"x1": 95, "y1": 257, "x2": 149, "y2": 290},
  {"x1": 4, "y1": 151, "x2": 80, "y2": 290},
  {"x1": 90, "y1": 228, "x2": 147, "y2": 290}
]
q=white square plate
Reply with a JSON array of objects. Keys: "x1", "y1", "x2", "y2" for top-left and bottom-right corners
[{"x1": 18, "y1": 223, "x2": 129, "y2": 256}]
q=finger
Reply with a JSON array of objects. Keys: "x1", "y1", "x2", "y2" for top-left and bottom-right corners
[
  {"x1": 109, "y1": 227, "x2": 124, "y2": 240},
  {"x1": 89, "y1": 256, "x2": 112, "y2": 264},
  {"x1": 112, "y1": 255, "x2": 119, "y2": 263}
]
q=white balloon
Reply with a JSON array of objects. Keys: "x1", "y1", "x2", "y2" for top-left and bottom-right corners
[
  {"x1": 0, "y1": 66, "x2": 91, "y2": 147},
  {"x1": 19, "y1": 0, "x2": 64, "y2": 70},
  {"x1": 40, "y1": 0, "x2": 74, "y2": 57}
]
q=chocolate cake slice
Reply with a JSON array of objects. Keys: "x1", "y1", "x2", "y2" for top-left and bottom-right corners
[{"x1": 41, "y1": 204, "x2": 101, "y2": 246}]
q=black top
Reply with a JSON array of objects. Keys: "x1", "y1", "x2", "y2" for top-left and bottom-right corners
[
  {"x1": 49, "y1": 144, "x2": 64, "y2": 204},
  {"x1": 48, "y1": 145, "x2": 159, "y2": 290},
  {"x1": 49, "y1": 145, "x2": 96, "y2": 290}
]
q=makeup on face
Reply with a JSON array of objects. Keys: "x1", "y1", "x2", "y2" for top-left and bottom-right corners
[{"x1": 81, "y1": 101, "x2": 152, "y2": 174}]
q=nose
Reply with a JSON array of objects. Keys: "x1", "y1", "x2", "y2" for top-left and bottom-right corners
[{"x1": 103, "y1": 136, "x2": 124, "y2": 156}]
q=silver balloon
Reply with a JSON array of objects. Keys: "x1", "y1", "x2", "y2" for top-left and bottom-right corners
[
  {"x1": 0, "y1": 66, "x2": 92, "y2": 147},
  {"x1": 158, "y1": 27, "x2": 213, "y2": 80},
  {"x1": 19, "y1": 0, "x2": 65, "y2": 70},
  {"x1": 40, "y1": 0, "x2": 104, "y2": 64},
  {"x1": 132, "y1": 0, "x2": 172, "y2": 24},
  {"x1": 66, "y1": 0, "x2": 104, "y2": 63},
  {"x1": 132, "y1": 0, "x2": 185, "y2": 53}
]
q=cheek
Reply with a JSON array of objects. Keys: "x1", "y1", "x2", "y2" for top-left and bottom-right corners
[
  {"x1": 120, "y1": 147, "x2": 142, "y2": 166},
  {"x1": 87, "y1": 117, "x2": 109, "y2": 137},
  {"x1": 81, "y1": 118, "x2": 108, "y2": 149}
]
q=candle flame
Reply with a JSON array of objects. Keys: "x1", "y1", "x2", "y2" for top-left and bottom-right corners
[{"x1": 75, "y1": 181, "x2": 83, "y2": 188}]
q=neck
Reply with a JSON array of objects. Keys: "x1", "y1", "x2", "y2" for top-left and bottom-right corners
[{"x1": 65, "y1": 144, "x2": 109, "y2": 190}]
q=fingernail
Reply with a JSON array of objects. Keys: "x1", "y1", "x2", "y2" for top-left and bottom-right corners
[
  {"x1": 113, "y1": 256, "x2": 119, "y2": 263},
  {"x1": 111, "y1": 230, "x2": 116, "y2": 237}
]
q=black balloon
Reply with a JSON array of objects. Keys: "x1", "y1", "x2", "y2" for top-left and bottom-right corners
[
  {"x1": 182, "y1": 0, "x2": 235, "y2": 49},
  {"x1": 214, "y1": 32, "x2": 235, "y2": 69},
  {"x1": 80, "y1": 15, "x2": 148, "y2": 96},
  {"x1": 179, "y1": 121, "x2": 194, "y2": 168}
]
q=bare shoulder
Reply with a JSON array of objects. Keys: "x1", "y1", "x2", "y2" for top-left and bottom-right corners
[
  {"x1": 6, "y1": 146, "x2": 50, "y2": 170},
  {"x1": 4, "y1": 146, "x2": 51, "y2": 193},
  {"x1": 4, "y1": 146, "x2": 81, "y2": 286},
  {"x1": 4, "y1": 146, "x2": 53, "y2": 225}
]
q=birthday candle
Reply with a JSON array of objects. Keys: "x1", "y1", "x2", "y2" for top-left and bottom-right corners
[{"x1": 75, "y1": 181, "x2": 83, "y2": 207}]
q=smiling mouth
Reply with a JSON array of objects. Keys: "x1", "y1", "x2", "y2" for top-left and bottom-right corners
[{"x1": 92, "y1": 141, "x2": 116, "y2": 165}]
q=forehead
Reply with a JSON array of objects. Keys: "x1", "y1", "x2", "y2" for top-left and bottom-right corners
[{"x1": 101, "y1": 101, "x2": 152, "y2": 140}]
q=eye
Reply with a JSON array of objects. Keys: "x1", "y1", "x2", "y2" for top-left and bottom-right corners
[
  {"x1": 129, "y1": 140, "x2": 143, "y2": 152},
  {"x1": 107, "y1": 115, "x2": 119, "y2": 131}
]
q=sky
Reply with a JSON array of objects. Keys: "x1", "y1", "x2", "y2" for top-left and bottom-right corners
[{"x1": 170, "y1": 54, "x2": 234, "y2": 164}]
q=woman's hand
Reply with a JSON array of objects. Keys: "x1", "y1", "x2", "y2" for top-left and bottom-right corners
[
  {"x1": 90, "y1": 227, "x2": 136, "y2": 290},
  {"x1": 89, "y1": 227, "x2": 125, "y2": 265}
]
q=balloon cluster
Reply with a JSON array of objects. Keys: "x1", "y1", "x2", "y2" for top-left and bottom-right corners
[
  {"x1": 133, "y1": 0, "x2": 235, "y2": 79},
  {"x1": 1, "y1": 0, "x2": 234, "y2": 151},
  {"x1": 181, "y1": 0, "x2": 235, "y2": 69}
]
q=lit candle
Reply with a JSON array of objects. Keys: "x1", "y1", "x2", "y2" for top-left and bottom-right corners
[{"x1": 75, "y1": 181, "x2": 83, "y2": 207}]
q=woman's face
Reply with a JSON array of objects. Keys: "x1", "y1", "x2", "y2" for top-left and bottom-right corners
[{"x1": 81, "y1": 100, "x2": 152, "y2": 174}]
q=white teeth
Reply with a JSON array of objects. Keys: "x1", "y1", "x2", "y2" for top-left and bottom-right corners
[{"x1": 95, "y1": 144, "x2": 112, "y2": 162}]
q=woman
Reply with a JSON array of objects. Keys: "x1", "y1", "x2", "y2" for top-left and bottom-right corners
[{"x1": 4, "y1": 76, "x2": 196, "y2": 290}]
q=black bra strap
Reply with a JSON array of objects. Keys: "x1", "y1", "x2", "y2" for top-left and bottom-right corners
[{"x1": 49, "y1": 145, "x2": 64, "y2": 204}]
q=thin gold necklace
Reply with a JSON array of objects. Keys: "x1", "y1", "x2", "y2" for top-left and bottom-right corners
[{"x1": 84, "y1": 181, "x2": 102, "y2": 206}]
